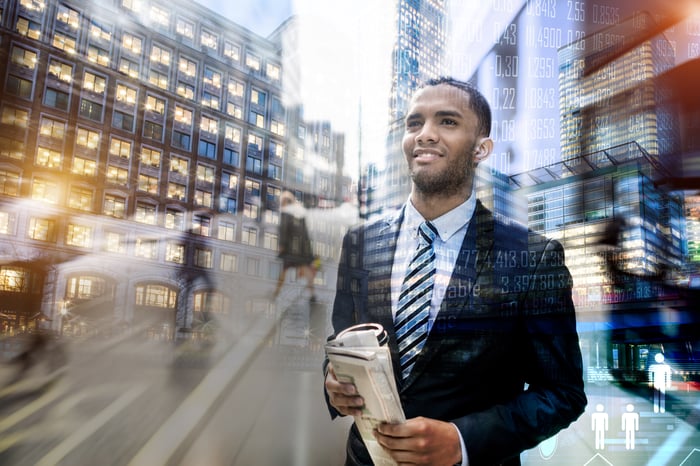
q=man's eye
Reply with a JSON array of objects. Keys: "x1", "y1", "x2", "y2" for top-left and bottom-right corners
[
  {"x1": 442, "y1": 119, "x2": 457, "y2": 126},
  {"x1": 406, "y1": 120, "x2": 422, "y2": 129}
]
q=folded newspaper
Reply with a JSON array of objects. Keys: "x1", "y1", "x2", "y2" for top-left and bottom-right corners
[{"x1": 325, "y1": 323, "x2": 405, "y2": 466}]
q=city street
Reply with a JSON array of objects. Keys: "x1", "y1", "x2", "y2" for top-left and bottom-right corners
[{"x1": 1, "y1": 293, "x2": 699, "y2": 466}]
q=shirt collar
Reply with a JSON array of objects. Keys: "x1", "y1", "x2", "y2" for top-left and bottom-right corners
[{"x1": 403, "y1": 191, "x2": 477, "y2": 242}]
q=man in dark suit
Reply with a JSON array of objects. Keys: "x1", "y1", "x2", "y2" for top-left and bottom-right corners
[{"x1": 324, "y1": 77, "x2": 586, "y2": 466}]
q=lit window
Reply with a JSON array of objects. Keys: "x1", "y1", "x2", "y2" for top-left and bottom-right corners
[
  {"x1": 179, "y1": 57, "x2": 197, "y2": 77},
  {"x1": 141, "y1": 147, "x2": 161, "y2": 168},
  {"x1": 135, "y1": 284, "x2": 177, "y2": 309},
  {"x1": 218, "y1": 221, "x2": 236, "y2": 241},
  {"x1": 251, "y1": 89, "x2": 266, "y2": 106},
  {"x1": 75, "y1": 127, "x2": 100, "y2": 150},
  {"x1": 194, "y1": 248, "x2": 213, "y2": 268},
  {"x1": 138, "y1": 173, "x2": 159, "y2": 194},
  {"x1": 89, "y1": 20, "x2": 112, "y2": 42},
  {"x1": 135, "y1": 237, "x2": 158, "y2": 258},
  {"x1": 66, "y1": 224, "x2": 93, "y2": 248},
  {"x1": 226, "y1": 102, "x2": 242, "y2": 119},
  {"x1": 271, "y1": 119, "x2": 285, "y2": 136},
  {"x1": 245, "y1": 179, "x2": 261, "y2": 198},
  {"x1": 165, "y1": 209, "x2": 185, "y2": 230},
  {"x1": 203, "y1": 67, "x2": 221, "y2": 88},
  {"x1": 166, "y1": 242, "x2": 185, "y2": 264},
  {"x1": 39, "y1": 117, "x2": 66, "y2": 139},
  {"x1": 224, "y1": 41, "x2": 240, "y2": 61},
  {"x1": 56, "y1": 4, "x2": 79, "y2": 29},
  {"x1": 118, "y1": 58, "x2": 139, "y2": 78},
  {"x1": 200, "y1": 115, "x2": 218, "y2": 134},
  {"x1": 104, "y1": 231, "x2": 127, "y2": 253},
  {"x1": 151, "y1": 5, "x2": 169, "y2": 27},
  {"x1": 31, "y1": 178, "x2": 59, "y2": 204},
  {"x1": 220, "y1": 252, "x2": 237, "y2": 272},
  {"x1": 1, "y1": 107, "x2": 29, "y2": 128},
  {"x1": 241, "y1": 226, "x2": 257, "y2": 246},
  {"x1": 196, "y1": 164, "x2": 215, "y2": 183},
  {"x1": 176, "y1": 17, "x2": 194, "y2": 39},
  {"x1": 68, "y1": 186, "x2": 93, "y2": 211},
  {"x1": 0, "y1": 170, "x2": 21, "y2": 197},
  {"x1": 0, "y1": 136, "x2": 25, "y2": 159},
  {"x1": 170, "y1": 156, "x2": 189, "y2": 176},
  {"x1": 28, "y1": 217, "x2": 56, "y2": 241},
  {"x1": 116, "y1": 84, "x2": 137, "y2": 105},
  {"x1": 122, "y1": 33, "x2": 142, "y2": 54},
  {"x1": 225, "y1": 124, "x2": 241, "y2": 145},
  {"x1": 10, "y1": 45, "x2": 37, "y2": 69},
  {"x1": 16, "y1": 17, "x2": 41, "y2": 40},
  {"x1": 105, "y1": 165, "x2": 129, "y2": 185},
  {"x1": 134, "y1": 202, "x2": 157, "y2": 225},
  {"x1": 48, "y1": 59, "x2": 72, "y2": 82},
  {"x1": 201, "y1": 30, "x2": 217, "y2": 50},
  {"x1": 72, "y1": 156, "x2": 97, "y2": 176},
  {"x1": 150, "y1": 44, "x2": 171, "y2": 66},
  {"x1": 244, "y1": 202, "x2": 259, "y2": 220},
  {"x1": 167, "y1": 182, "x2": 186, "y2": 201},
  {"x1": 83, "y1": 72, "x2": 107, "y2": 95},
  {"x1": 266, "y1": 63, "x2": 280, "y2": 81},
  {"x1": 192, "y1": 215, "x2": 211, "y2": 236},
  {"x1": 148, "y1": 70, "x2": 169, "y2": 90},
  {"x1": 228, "y1": 78, "x2": 244, "y2": 98},
  {"x1": 202, "y1": 92, "x2": 220, "y2": 110},
  {"x1": 174, "y1": 105, "x2": 193, "y2": 126},
  {"x1": 145, "y1": 94, "x2": 165, "y2": 115},
  {"x1": 195, "y1": 189, "x2": 213, "y2": 208},
  {"x1": 245, "y1": 53, "x2": 261, "y2": 71},
  {"x1": 263, "y1": 231, "x2": 278, "y2": 250},
  {"x1": 248, "y1": 133, "x2": 263, "y2": 152},
  {"x1": 20, "y1": 0, "x2": 45, "y2": 12},
  {"x1": 52, "y1": 32, "x2": 77, "y2": 54},
  {"x1": 36, "y1": 146, "x2": 62, "y2": 168},
  {"x1": 176, "y1": 82, "x2": 194, "y2": 100},
  {"x1": 109, "y1": 138, "x2": 131, "y2": 159},
  {"x1": 87, "y1": 45, "x2": 110, "y2": 67},
  {"x1": 122, "y1": 0, "x2": 142, "y2": 13},
  {"x1": 249, "y1": 111, "x2": 264, "y2": 129},
  {"x1": 222, "y1": 172, "x2": 238, "y2": 191}
]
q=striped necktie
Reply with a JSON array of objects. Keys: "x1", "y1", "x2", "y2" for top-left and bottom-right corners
[{"x1": 395, "y1": 221, "x2": 438, "y2": 380}]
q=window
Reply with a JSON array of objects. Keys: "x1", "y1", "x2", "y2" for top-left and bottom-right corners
[
  {"x1": 145, "y1": 95, "x2": 166, "y2": 115},
  {"x1": 267, "y1": 186, "x2": 282, "y2": 209},
  {"x1": 72, "y1": 156, "x2": 97, "y2": 176},
  {"x1": 122, "y1": 33, "x2": 143, "y2": 54},
  {"x1": 44, "y1": 87, "x2": 69, "y2": 110},
  {"x1": 20, "y1": 0, "x2": 46, "y2": 12},
  {"x1": 138, "y1": 173, "x2": 159, "y2": 194},
  {"x1": 203, "y1": 67, "x2": 221, "y2": 88},
  {"x1": 109, "y1": 138, "x2": 131, "y2": 159},
  {"x1": 228, "y1": 78, "x2": 244, "y2": 98},
  {"x1": 116, "y1": 84, "x2": 137, "y2": 105},
  {"x1": 263, "y1": 231, "x2": 278, "y2": 250},
  {"x1": 134, "y1": 202, "x2": 157, "y2": 225},
  {"x1": 150, "y1": 44, "x2": 171, "y2": 66},
  {"x1": 75, "y1": 127, "x2": 100, "y2": 150},
  {"x1": 192, "y1": 215, "x2": 211, "y2": 236},
  {"x1": 79, "y1": 99, "x2": 103, "y2": 121},
  {"x1": 39, "y1": 117, "x2": 65, "y2": 139},
  {"x1": 11, "y1": 45, "x2": 37, "y2": 69},
  {"x1": 66, "y1": 275, "x2": 106, "y2": 300},
  {"x1": 16, "y1": 17, "x2": 42, "y2": 40},
  {"x1": 271, "y1": 119, "x2": 285, "y2": 136},
  {"x1": 66, "y1": 224, "x2": 93, "y2": 248},
  {"x1": 176, "y1": 17, "x2": 194, "y2": 39},
  {"x1": 105, "y1": 165, "x2": 129, "y2": 185},
  {"x1": 151, "y1": 5, "x2": 170, "y2": 27},
  {"x1": 241, "y1": 226, "x2": 257, "y2": 246},
  {"x1": 251, "y1": 89, "x2": 266, "y2": 107},
  {"x1": 219, "y1": 197, "x2": 237, "y2": 214},
  {"x1": 201, "y1": 30, "x2": 217, "y2": 50},
  {"x1": 248, "y1": 133, "x2": 263, "y2": 154},
  {"x1": 0, "y1": 211, "x2": 17, "y2": 235},
  {"x1": 165, "y1": 209, "x2": 185, "y2": 230},
  {"x1": 36, "y1": 146, "x2": 62, "y2": 168},
  {"x1": 174, "y1": 105, "x2": 192, "y2": 125},
  {"x1": 268, "y1": 163, "x2": 282, "y2": 181},
  {"x1": 148, "y1": 69, "x2": 168, "y2": 90},
  {"x1": 143, "y1": 121, "x2": 163, "y2": 140},
  {"x1": 194, "y1": 247, "x2": 213, "y2": 269},
  {"x1": 113, "y1": 110, "x2": 134, "y2": 131},
  {"x1": 200, "y1": 115, "x2": 218, "y2": 135},
  {"x1": 224, "y1": 41, "x2": 240, "y2": 61},
  {"x1": 178, "y1": 57, "x2": 196, "y2": 77},
  {"x1": 225, "y1": 124, "x2": 241, "y2": 145},
  {"x1": 246, "y1": 153, "x2": 263, "y2": 175},
  {"x1": 221, "y1": 171, "x2": 238, "y2": 191},
  {"x1": 135, "y1": 284, "x2": 176, "y2": 309},
  {"x1": 170, "y1": 156, "x2": 189, "y2": 176},
  {"x1": 245, "y1": 179, "x2": 261, "y2": 198},
  {"x1": 56, "y1": 4, "x2": 80, "y2": 29},
  {"x1": 220, "y1": 252, "x2": 237, "y2": 272},
  {"x1": 104, "y1": 231, "x2": 127, "y2": 253},
  {"x1": 249, "y1": 111, "x2": 264, "y2": 128},
  {"x1": 176, "y1": 82, "x2": 194, "y2": 100},
  {"x1": 245, "y1": 53, "x2": 261, "y2": 71},
  {"x1": 52, "y1": 32, "x2": 77, "y2": 54},
  {"x1": 0, "y1": 170, "x2": 21, "y2": 196},
  {"x1": 194, "y1": 189, "x2": 213, "y2": 208},
  {"x1": 89, "y1": 20, "x2": 112, "y2": 43},
  {"x1": 0, "y1": 137, "x2": 25, "y2": 159},
  {"x1": 202, "y1": 92, "x2": 220, "y2": 110},
  {"x1": 28, "y1": 217, "x2": 56, "y2": 241},
  {"x1": 244, "y1": 202, "x2": 259, "y2": 220},
  {"x1": 83, "y1": 72, "x2": 106, "y2": 95},
  {"x1": 196, "y1": 164, "x2": 215, "y2": 183},
  {"x1": 140, "y1": 147, "x2": 161, "y2": 168},
  {"x1": 218, "y1": 221, "x2": 236, "y2": 241},
  {"x1": 266, "y1": 62, "x2": 281, "y2": 81},
  {"x1": 198, "y1": 139, "x2": 216, "y2": 159},
  {"x1": 104, "y1": 194, "x2": 126, "y2": 218},
  {"x1": 8, "y1": 75, "x2": 33, "y2": 99},
  {"x1": 48, "y1": 59, "x2": 72, "y2": 82},
  {"x1": 172, "y1": 131, "x2": 191, "y2": 150},
  {"x1": 166, "y1": 242, "x2": 185, "y2": 264},
  {"x1": 135, "y1": 237, "x2": 158, "y2": 259},
  {"x1": 226, "y1": 101, "x2": 242, "y2": 119},
  {"x1": 167, "y1": 182, "x2": 186, "y2": 201},
  {"x1": 68, "y1": 186, "x2": 93, "y2": 211},
  {"x1": 223, "y1": 149, "x2": 239, "y2": 166},
  {"x1": 118, "y1": 58, "x2": 139, "y2": 78},
  {"x1": 87, "y1": 45, "x2": 110, "y2": 67}
]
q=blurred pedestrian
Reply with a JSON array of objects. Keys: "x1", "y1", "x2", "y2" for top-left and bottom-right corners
[{"x1": 273, "y1": 191, "x2": 318, "y2": 301}]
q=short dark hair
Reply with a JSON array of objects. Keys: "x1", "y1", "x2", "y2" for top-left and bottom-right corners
[{"x1": 422, "y1": 77, "x2": 492, "y2": 137}]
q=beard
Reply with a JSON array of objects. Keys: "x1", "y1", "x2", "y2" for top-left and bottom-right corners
[{"x1": 409, "y1": 147, "x2": 475, "y2": 197}]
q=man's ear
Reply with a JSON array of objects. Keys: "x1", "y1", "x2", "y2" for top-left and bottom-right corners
[{"x1": 473, "y1": 137, "x2": 493, "y2": 163}]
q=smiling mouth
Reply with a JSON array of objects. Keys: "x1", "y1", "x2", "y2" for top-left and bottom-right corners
[{"x1": 413, "y1": 150, "x2": 441, "y2": 161}]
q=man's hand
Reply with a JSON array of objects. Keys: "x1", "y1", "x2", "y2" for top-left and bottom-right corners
[
  {"x1": 324, "y1": 363, "x2": 364, "y2": 417},
  {"x1": 374, "y1": 417, "x2": 462, "y2": 466}
]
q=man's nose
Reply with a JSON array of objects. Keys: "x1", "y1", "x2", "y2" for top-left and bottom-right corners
[{"x1": 416, "y1": 122, "x2": 438, "y2": 144}]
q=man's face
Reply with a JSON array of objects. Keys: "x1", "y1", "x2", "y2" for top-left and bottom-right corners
[{"x1": 402, "y1": 84, "x2": 489, "y2": 196}]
